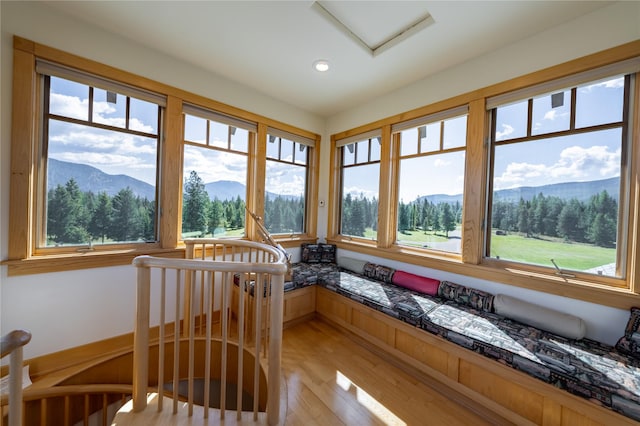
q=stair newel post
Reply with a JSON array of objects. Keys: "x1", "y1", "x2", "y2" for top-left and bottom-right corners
[
  {"x1": 267, "y1": 271, "x2": 284, "y2": 426},
  {"x1": 133, "y1": 257, "x2": 151, "y2": 412}
]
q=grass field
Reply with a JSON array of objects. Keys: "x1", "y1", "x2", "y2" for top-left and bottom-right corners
[
  {"x1": 364, "y1": 227, "x2": 615, "y2": 273},
  {"x1": 490, "y1": 232, "x2": 615, "y2": 271}
]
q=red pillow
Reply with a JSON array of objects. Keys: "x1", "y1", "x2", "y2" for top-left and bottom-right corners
[{"x1": 392, "y1": 271, "x2": 440, "y2": 296}]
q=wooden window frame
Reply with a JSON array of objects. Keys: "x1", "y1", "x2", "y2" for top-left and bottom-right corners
[
  {"x1": 327, "y1": 41, "x2": 640, "y2": 309},
  {"x1": 264, "y1": 133, "x2": 314, "y2": 237},
  {"x1": 5, "y1": 37, "x2": 319, "y2": 275}
]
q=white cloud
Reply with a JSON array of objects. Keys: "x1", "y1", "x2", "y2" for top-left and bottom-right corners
[
  {"x1": 183, "y1": 148, "x2": 247, "y2": 184},
  {"x1": 496, "y1": 124, "x2": 514, "y2": 140},
  {"x1": 579, "y1": 76, "x2": 624, "y2": 93},
  {"x1": 50, "y1": 93, "x2": 88, "y2": 120},
  {"x1": 433, "y1": 158, "x2": 450, "y2": 167},
  {"x1": 494, "y1": 145, "x2": 620, "y2": 190}
]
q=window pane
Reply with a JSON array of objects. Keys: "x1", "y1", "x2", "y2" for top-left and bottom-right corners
[
  {"x1": 182, "y1": 145, "x2": 247, "y2": 238},
  {"x1": 209, "y1": 121, "x2": 228, "y2": 149},
  {"x1": 495, "y1": 101, "x2": 527, "y2": 141},
  {"x1": 45, "y1": 119, "x2": 158, "y2": 246},
  {"x1": 49, "y1": 77, "x2": 89, "y2": 120},
  {"x1": 443, "y1": 115, "x2": 467, "y2": 149},
  {"x1": 184, "y1": 114, "x2": 207, "y2": 145},
  {"x1": 264, "y1": 161, "x2": 306, "y2": 234},
  {"x1": 129, "y1": 98, "x2": 158, "y2": 134},
  {"x1": 400, "y1": 128, "x2": 418, "y2": 156},
  {"x1": 294, "y1": 143, "x2": 308, "y2": 165},
  {"x1": 370, "y1": 138, "x2": 381, "y2": 162},
  {"x1": 356, "y1": 140, "x2": 369, "y2": 163},
  {"x1": 397, "y1": 151, "x2": 465, "y2": 253},
  {"x1": 343, "y1": 144, "x2": 355, "y2": 166},
  {"x1": 92, "y1": 88, "x2": 126, "y2": 129},
  {"x1": 576, "y1": 76, "x2": 624, "y2": 128},
  {"x1": 267, "y1": 136, "x2": 280, "y2": 159},
  {"x1": 531, "y1": 90, "x2": 571, "y2": 136},
  {"x1": 280, "y1": 138, "x2": 294, "y2": 162},
  {"x1": 420, "y1": 122, "x2": 441, "y2": 153},
  {"x1": 490, "y1": 129, "x2": 622, "y2": 277},
  {"x1": 230, "y1": 127, "x2": 249, "y2": 152},
  {"x1": 341, "y1": 163, "x2": 379, "y2": 239}
]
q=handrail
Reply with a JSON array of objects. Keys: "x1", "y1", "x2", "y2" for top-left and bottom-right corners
[
  {"x1": 1, "y1": 329, "x2": 32, "y2": 426},
  {"x1": 1, "y1": 329, "x2": 31, "y2": 358},
  {"x1": 131, "y1": 239, "x2": 287, "y2": 425}
]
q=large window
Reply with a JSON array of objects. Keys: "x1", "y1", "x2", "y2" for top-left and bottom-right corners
[
  {"x1": 8, "y1": 38, "x2": 319, "y2": 275},
  {"x1": 486, "y1": 70, "x2": 632, "y2": 279},
  {"x1": 394, "y1": 107, "x2": 467, "y2": 253},
  {"x1": 182, "y1": 105, "x2": 255, "y2": 239},
  {"x1": 264, "y1": 129, "x2": 314, "y2": 235},
  {"x1": 337, "y1": 131, "x2": 381, "y2": 240},
  {"x1": 37, "y1": 61, "x2": 164, "y2": 250}
]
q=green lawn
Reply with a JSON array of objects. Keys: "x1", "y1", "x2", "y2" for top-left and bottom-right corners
[{"x1": 490, "y1": 233, "x2": 615, "y2": 271}]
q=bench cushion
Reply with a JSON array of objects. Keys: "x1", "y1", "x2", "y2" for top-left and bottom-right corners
[{"x1": 292, "y1": 262, "x2": 640, "y2": 422}]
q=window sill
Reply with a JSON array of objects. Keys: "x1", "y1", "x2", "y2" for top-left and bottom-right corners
[
  {"x1": 327, "y1": 238, "x2": 640, "y2": 310},
  {"x1": 3, "y1": 247, "x2": 185, "y2": 276}
]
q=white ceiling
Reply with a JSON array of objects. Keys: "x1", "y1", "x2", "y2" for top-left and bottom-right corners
[{"x1": 45, "y1": 1, "x2": 612, "y2": 118}]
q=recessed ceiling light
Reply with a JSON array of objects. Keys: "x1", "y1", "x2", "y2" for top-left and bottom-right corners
[{"x1": 313, "y1": 60, "x2": 330, "y2": 72}]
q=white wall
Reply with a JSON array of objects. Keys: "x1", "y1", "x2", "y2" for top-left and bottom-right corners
[
  {"x1": 1, "y1": 1, "x2": 638, "y2": 359},
  {"x1": 0, "y1": 2, "x2": 323, "y2": 360}
]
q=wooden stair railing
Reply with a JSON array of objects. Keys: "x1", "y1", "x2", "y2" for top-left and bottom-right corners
[
  {"x1": 127, "y1": 239, "x2": 287, "y2": 425},
  {"x1": 1, "y1": 329, "x2": 32, "y2": 426}
]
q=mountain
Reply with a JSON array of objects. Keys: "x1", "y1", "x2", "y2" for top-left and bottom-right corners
[
  {"x1": 48, "y1": 159, "x2": 300, "y2": 202},
  {"x1": 414, "y1": 177, "x2": 620, "y2": 205},
  {"x1": 204, "y1": 180, "x2": 301, "y2": 201},
  {"x1": 48, "y1": 158, "x2": 156, "y2": 199},
  {"x1": 204, "y1": 180, "x2": 247, "y2": 201},
  {"x1": 492, "y1": 177, "x2": 619, "y2": 203}
]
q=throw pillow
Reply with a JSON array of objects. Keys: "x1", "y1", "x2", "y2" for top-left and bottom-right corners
[
  {"x1": 615, "y1": 307, "x2": 640, "y2": 359},
  {"x1": 392, "y1": 271, "x2": 440, "y2": 296}
]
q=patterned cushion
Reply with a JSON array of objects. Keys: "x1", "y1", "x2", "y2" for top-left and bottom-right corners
[
  {"x1": 420, "y1": 303, "x2": 640, "y2": 421},
  {"x1": 363, "y1": 262, "x2": 396, "y2": 283},
  {"x1": 301, "y1": 243, "x2": 336, "y2": 263},
  {"x1": 438, "y1": 280, "x2": 494, "y2": 312},
  {"x1": 301, "y1": 244, "x2": 322, "y2": 263},
  {"x1": 616, "y1": 307, "x2": 640, "y2": 359}
]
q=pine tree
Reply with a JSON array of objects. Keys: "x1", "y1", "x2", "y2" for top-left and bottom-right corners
[
  {"x1": 182, "y1": 171, "x2": 209, "y2": 236},
  {"x1": 89, "y1": 192, "x2": 113, "y2": 243},
  {"x1": 110, "y1": 188, "x2": 137, "y2": 241},
  {"x1": 440, "y1": 203, "x2": 456, "y2": 238},
  {"x1": 209, "y1": 198, "x2": 224, "y2": 235}
]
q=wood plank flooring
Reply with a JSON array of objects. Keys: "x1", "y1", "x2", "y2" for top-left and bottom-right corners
[
  {"x1": 281, "y1": 319, "x2": 500, "y2": 426},
  {"x1": 114, "y1": 318, "x2": 509, "y2": 425}
]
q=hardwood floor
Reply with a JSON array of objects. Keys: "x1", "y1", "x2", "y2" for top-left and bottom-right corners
[{"x1": 281, "y1": 319, "x2": 502, "y2": 426}]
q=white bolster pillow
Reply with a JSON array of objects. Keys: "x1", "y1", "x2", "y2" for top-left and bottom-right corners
[
  {"x1": 337, "y1": 256, "x2": 368, "y2": 274},
  {"x1": 493, "y1": 294, "x2": 586, "y2": 340}
]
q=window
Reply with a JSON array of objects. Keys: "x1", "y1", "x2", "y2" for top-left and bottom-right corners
[
  {"x1": 37, "y1": 61, "x2": 164, "y2": 250},
  {"x1": 486, "y1": 68, "x2": 634, "y2": 279},
  {"x1": 393, "y1": 107, "x2": 468, "y2": 253},
  {"x1": 182, "y1": 105, "x2": 256, "y2": 239},
  {"x1": 336, "y1": 131, "x2": 381, "y2": 240},
  {"x1": 264, "y1": 129, "x2": 314, "y2": 235}
]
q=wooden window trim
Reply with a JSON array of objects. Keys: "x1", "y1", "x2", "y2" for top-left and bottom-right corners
[
  {"x1": 327, "y1": 40, "x2": 640, "y2": 310},
  {"x1": 5, "y1": 36, "x2": 319, "y2": 275}
]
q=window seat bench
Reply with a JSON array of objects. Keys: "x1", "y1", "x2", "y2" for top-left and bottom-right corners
[{"x1": 282, "y1": 262, "x2": 640, "y2": 425}]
